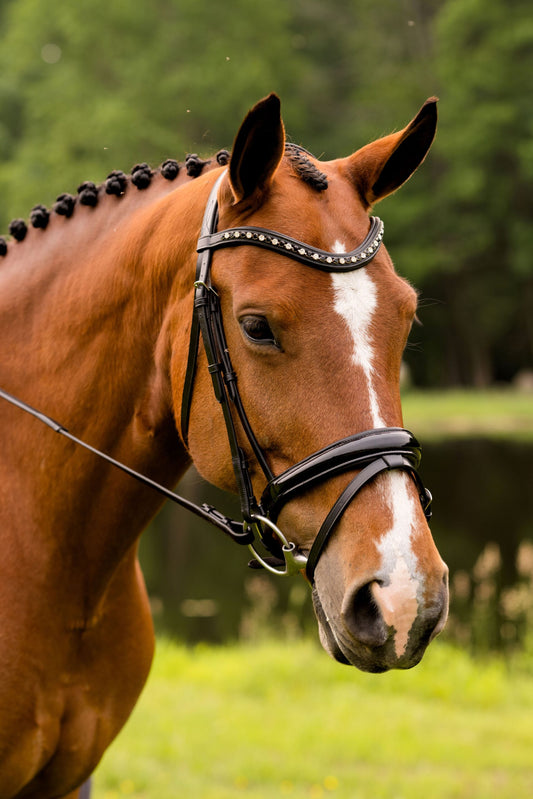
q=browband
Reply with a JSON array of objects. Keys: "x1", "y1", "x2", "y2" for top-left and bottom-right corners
[{"x1": 197, "y1": 216, "x2": 384, "y2": 272}]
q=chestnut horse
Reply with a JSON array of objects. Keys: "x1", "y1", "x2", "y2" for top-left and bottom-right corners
[{"x1": 0, "y1": 94, "x2": 448, "y2": 797}]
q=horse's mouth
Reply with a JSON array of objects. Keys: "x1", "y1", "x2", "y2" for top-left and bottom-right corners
[
  {"x1": 312, "y1": 587, "x2": 351, "y2": 666},
  {"x1": 312, "y1": 588, "x2": 431, "y2": 673}
]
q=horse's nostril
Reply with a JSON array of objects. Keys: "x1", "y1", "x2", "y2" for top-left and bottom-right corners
[{"x1": 342, "y1": 581, "x2": 388, "y2": 648}]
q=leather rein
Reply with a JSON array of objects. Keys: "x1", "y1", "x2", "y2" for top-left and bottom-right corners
[{"x1": 0, "y1": 170, "x2": 431, "y2": 583}]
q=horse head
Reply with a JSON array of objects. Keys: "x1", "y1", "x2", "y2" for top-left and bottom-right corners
[{"x1": 175, "y1": 94, "x2": 448, "y2": 673}]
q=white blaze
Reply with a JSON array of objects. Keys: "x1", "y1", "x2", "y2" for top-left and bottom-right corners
[
  {"x1": 330, "y1": 241, "x2": 421, "y2": 657},
  {"x1": 331, "y1": 241, "x2": 385, "y2": 428}
]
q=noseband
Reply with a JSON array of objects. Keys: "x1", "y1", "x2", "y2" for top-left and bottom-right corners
[{"x1": 181, "y1": 171, "x2": 432, "y2": 582}]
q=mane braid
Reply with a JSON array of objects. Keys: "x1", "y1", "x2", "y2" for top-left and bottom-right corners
[
  {"x1": 77, "y1": 182, "x2": 98, "y2": 207},
  {"x1": 0, "y1": 149, "x2": 232, "y2": 256},
  {"x1": 285, "y1": 143, "x2": 328, "y2": 192},
  {"x1": 30, "y1": 204, "x2": 50, "y2": 229}
]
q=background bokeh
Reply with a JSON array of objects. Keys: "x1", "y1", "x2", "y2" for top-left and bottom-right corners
[{"x1": 0, "y1": 0, "x2": 531, "y2": 388}]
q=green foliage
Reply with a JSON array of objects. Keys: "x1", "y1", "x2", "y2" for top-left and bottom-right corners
[
  {"x1": 408, "y1": 0, "x2": 533, "y2": 385},
  {"x1": 0, "y1": 0, "x2": 303, "y2": 218},
  {"x1": 0, "y1": 0, "x2": 530, "y2": 385}
]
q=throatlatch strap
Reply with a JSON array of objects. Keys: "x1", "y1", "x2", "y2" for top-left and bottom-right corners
[
  {"x1": 180, "y1": 310, "x2": 200, "y2": 445},
  {"x1": 180, "y1": 171, "x2": 226, "y2": 445}
]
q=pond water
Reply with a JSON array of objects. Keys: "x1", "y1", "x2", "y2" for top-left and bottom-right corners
[{"x1": 139, "y1": 439, "x2": 533, "y2": 652}]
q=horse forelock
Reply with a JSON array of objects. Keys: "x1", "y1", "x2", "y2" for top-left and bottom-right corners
[
  {"x1": 0, "y1": 149, "x2": 231, "y2": 256},
  {"x1": 284, "y1": 143, "x2": 329, "y2": 192}
]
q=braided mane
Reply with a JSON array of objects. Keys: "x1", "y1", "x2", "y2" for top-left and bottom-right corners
[
  {"x1": 0, "y1": 143, "x2": 328, "y2": 256},
  {"x1": 0, "y1": 150, "x2": 231, "y2": 256}
]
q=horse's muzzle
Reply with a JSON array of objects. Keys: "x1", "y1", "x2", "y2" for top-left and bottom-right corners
[{"x1": 312, "y1": 569, "x2": 449, "y2": 673}]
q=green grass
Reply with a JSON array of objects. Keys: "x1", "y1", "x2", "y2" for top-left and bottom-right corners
[
  {"x1": 402, "y1": 388, "x2": 533, "y2": 440},
  {"x1": 94, "y1": 638, "x2": 533, "y2": 799},
  {"x1": 93, "y1": 388, "x2": 533, "y2": 797}
]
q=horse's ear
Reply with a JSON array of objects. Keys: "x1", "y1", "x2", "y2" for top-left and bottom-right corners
[
  {"x1": 229, "y1": 93, "x2": 285, "y2": 204},
  {"x1": 347, "y1": 98, "x2": 437, "y2": 207}
]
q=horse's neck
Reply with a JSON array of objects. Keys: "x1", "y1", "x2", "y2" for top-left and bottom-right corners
[
  {"x1": 2, "y1": 175, "x2": 175, "y2": 429},
  {"x1": 0, "y1": 168, "x2": 214, "y2": 585}
]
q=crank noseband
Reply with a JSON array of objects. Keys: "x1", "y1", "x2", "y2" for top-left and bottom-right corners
[
  {"x1": 260, "y1": 428, "x2": 431, "y2": 582},
  {"x1": 181, "y1": 171, "x2": 433, "y2": 581}
]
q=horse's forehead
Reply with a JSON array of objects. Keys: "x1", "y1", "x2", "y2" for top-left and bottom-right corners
[
  {"x1": 276, "y1": 159, "x2": 370, "y2": 235},
  {"x1": 218, "y1": 260, "x2": 330, "y2": 336},
  {"x1": 223, "y1": 245, "x2": 412, "y2": 322},
  {"x1": 222, "y1": 156, "x2": 369, "y2": 239}
]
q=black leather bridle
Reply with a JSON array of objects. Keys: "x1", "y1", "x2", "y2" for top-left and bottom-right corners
[
  {"x1": 0, "y1": 169, "x2": 431, "y2": 583},
  {"x1": 180, "y1": 171, "x2": 432, "y2": 581}
]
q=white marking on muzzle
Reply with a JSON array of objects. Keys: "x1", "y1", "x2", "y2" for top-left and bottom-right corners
[
  {"x1": 330, "y1": 243, "x2": 421, "y2": 658},
  {"x1": 374, "y1": 472, "x2": 421, "y2": 657}
]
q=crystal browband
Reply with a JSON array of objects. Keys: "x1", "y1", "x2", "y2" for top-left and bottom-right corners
[{"x1": 197, "y1": 216, "x2": 384, "y2": 272}]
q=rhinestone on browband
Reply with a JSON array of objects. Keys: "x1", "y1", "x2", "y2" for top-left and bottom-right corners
[{"x1": 197, "y1": 217, "x2": 385, "y2": 273}]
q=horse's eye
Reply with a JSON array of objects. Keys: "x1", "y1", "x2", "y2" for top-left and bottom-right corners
[{"x1": 240, "y1": 315, "x2": 278, "y2": 347}]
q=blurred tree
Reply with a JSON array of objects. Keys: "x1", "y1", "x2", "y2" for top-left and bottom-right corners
[
  {"x1": 407, "y1": 0, "x2": 533, "y2": 385},
  {"x1": 287, "y1": 0, "x2": 443, "y2": 155},
  {"x1": 0, "y1": 0, "x2": 306, "y2": 222},
  {"x1": 0, "y1": 0, "x2": 530, "y2": 385}
]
